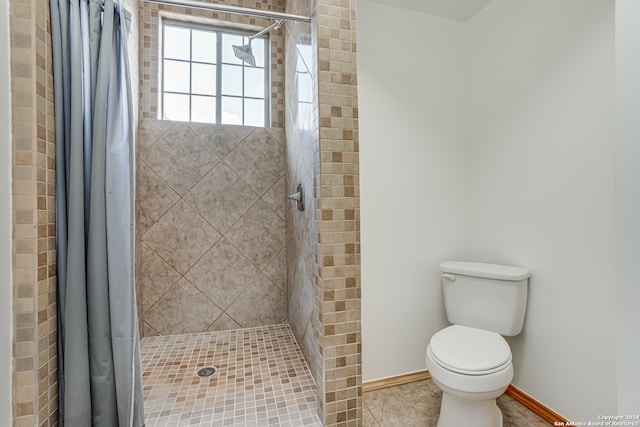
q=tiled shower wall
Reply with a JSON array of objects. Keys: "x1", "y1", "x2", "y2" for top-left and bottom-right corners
[
  {"x1": 137, "y1": 121, "x2": 287, "y2": 335},
  {"x1": 137, "y1": 0, "x2": 290, "y2": 338},
  {"x1": 9, "y1": 0, "x2": 139, "y2": 424},
  {"x1": 9, "y1": 0, "x2": 57, "y2": 424},
  {"x1": 315, "y1": 0, "x2": 362, "y2": 422},
  {"x1": 284, "y1": 0, "x2": 362, "y2": 425},
  {"x1": 284, "y1": 0, "x2": 321, "y2": 402}
]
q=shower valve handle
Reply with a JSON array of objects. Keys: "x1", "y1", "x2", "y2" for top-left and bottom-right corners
[{"x1": 287, "y1": 184, "x2": 304, "y2": 211}]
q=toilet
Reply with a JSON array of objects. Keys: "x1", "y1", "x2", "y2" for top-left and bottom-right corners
[{"x1": 426, "y1": 261, "x2": 530, "y2": 427}]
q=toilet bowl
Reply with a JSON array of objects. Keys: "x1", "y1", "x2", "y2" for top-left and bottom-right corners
[{"x1": 426, "y1": 325, "x2": 514, "y2": 427}]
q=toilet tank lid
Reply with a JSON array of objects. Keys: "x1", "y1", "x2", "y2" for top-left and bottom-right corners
[{"x1": 441, "y1": 261, "x2": 530, "y2": 281}]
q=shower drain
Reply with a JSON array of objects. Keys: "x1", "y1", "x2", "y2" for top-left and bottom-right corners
[{"x1": 197, "y1": 366, "x2": 217, "y2": 377}]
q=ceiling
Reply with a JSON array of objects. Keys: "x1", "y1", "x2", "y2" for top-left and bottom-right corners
[{"x1": 364, "y1": 0, "x2": 492, "y2": 22}]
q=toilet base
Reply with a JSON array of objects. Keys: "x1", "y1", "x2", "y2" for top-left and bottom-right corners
[{"x1": 437, "y1": 392, "x2": 503, "y2": 427}]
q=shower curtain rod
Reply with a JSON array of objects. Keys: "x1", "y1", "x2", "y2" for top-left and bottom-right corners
[{"x1": 141, "y1": 0, "x2": 312, "y2": 23}]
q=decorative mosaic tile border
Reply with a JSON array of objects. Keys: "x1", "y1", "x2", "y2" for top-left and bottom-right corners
[
  {"x1": 9, "y1": 0, "x2": 58, "y2": 424},
  {"x1": 315, "y1": 0, "x2": 362, "y2": 425}
]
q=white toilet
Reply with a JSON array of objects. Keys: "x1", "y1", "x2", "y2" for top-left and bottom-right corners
[{"x1": 426, "y1": 261, "x2": 530, "y2": 427}]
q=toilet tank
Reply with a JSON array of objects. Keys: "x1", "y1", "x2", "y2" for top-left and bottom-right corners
[{"x1": 440, "y1": 261, "x2": 530, "y2": 336}]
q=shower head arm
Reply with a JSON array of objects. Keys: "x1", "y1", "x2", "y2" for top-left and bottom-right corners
[{"x1": 248, "y1": 19, "x2": 284, "y2": 41}]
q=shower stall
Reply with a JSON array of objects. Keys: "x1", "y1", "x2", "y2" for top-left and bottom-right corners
[{"x1": 134, "y1": 0, "x2": 361, "y2": 425}]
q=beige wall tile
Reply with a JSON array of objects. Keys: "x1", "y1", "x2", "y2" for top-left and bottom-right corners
[
  {"x1": 138, "y1": 121, "x2": 286, "y2": 335},
  {"x1": 9, "y1": 0, "x2": 59, "y2": 424}
]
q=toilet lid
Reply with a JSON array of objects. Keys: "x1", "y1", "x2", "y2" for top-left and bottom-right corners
[{"x1": 430, "y1": 325, "x2": 511, "y2": 375}]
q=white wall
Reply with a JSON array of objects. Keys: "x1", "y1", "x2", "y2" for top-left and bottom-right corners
[
  {"x1": 359, "y1": 0, "x2": 631, "y2": 420},
  {"x1": 0, "y1": 0, "x2": 13, "y2": 421},
  {"x1": 358, "y1": 0, "x2": 470, "y2": 381},
  {"x1": 467, "y1": 0, "x2": 616, "y2": 419},
  {"x1": 614, "y1": 0, "x2": 640, "y2": 414}
]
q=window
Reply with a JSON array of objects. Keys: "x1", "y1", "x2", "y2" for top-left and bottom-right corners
[{"x1": 161, "y1": 20, "x2": 269, "y2": 126}]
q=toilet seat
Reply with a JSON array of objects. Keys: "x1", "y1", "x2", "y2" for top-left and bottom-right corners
[{"x1": 429, "y1": 325, "x2": 511, "y2": 376}]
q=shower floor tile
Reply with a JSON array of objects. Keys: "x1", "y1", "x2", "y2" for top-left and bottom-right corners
[{"x1": 140, "y1": 324, "x2": 322, "y2": 427}]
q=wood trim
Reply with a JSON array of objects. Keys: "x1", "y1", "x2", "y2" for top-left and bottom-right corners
[
  {"x1": 505, "y1": 384, "x2": 568, "y2": 425},
  {"x1": 362, "y1": 370, "x2": 431, "y2": 393},
  {"x1": 364, "y1": 371, "x2": 568, "y2": 425}
]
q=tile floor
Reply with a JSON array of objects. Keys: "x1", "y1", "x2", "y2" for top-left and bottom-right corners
[
  {"x1": 140, "y1": 324, "x2": 321, "y2": 426},
  {"x1": 363, "y1": 379, "x2": 550, "y2": 426},
  {"x1": 141, "y1": 324, "x2": 548, "y2": 426}
]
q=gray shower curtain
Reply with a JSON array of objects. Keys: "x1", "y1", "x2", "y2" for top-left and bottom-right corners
[{"x1": 50, "y1": 0, "x2": 144, "y2": 425}]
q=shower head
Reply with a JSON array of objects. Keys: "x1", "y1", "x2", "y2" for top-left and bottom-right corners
[
  {"x1": 233, "y1": 43, "x2": 256, "y2": 67},
  {"x1": 233, "y1": 19, "x2": 284, "y2": 66}
]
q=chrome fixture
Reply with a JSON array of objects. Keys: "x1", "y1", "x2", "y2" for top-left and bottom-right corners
[
  {"x1": 288, "y1": 184, "x2": 304, "y2": 211},
  {"x1": 233, "y1": 19, "x2": 284, "y2": 66},
  {"x1": 196, "y1": 366, "x2": 217, "y2": 377}
]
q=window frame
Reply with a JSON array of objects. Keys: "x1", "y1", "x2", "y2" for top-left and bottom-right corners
[{"x1": 160, "y1": 19, "x2": 271, "y2": 126}]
